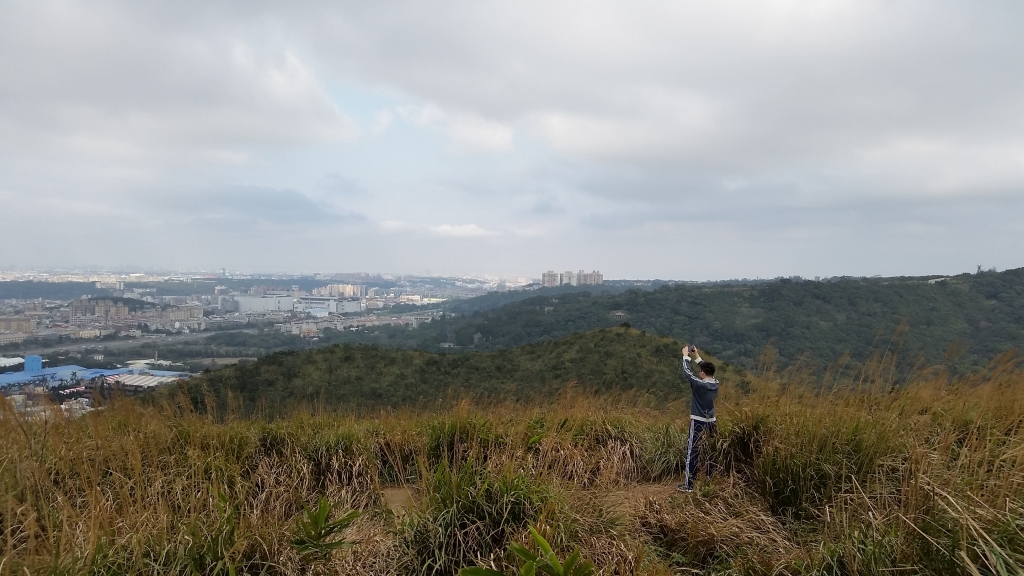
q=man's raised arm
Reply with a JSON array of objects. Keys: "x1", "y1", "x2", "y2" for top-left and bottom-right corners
[{"x1": 679, "y1": 345, "x2": 702, "y2": 387}]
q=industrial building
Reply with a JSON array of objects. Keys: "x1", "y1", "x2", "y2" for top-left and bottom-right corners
[
  {"x1": 233, "y1": 294, "x2": 293, "y2": 313},
  {"x1": 293, "y1": 296, "x2": 364, "y2": 316},
  {"x1": 0, "y1": 355, "x2": 189, "y2": 390},
  {"x1": 86, "y1": 373, "x2": 187, "y2": 395}
]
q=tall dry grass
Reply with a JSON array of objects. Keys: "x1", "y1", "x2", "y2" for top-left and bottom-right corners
[{"x1": 1, "y1": 350, "x2": 1022, "y2": 575}]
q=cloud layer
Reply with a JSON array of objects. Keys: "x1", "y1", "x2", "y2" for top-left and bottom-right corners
[{"x1": 2, "y1": 1, "x2": 1023, "y2": 278}]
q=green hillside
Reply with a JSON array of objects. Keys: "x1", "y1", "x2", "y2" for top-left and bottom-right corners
[
  {"x1": 323, "y1": 268, "x2": 1024, "y2": 370},
  {"x1": 166, "y1": 328, "x2": 731, "y2": 416}
]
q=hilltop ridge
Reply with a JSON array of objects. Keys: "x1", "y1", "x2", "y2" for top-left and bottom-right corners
[{"x1": 320, "y1": 267, "x2": 1024, "y2": 370}]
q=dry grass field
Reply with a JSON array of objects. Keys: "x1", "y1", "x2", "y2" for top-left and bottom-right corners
[{"x1": 2, "y1": 350, "x2": 1023, "y2": 575}]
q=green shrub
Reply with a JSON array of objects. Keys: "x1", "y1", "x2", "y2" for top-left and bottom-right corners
[
  {"x1": 460, "y1": 526, "x2": 595, "y2": 576},
  {"x1": 398, "y1": 462, "x2": 551, "y2": 575},
  {"x1": 291, "y1": 497, "x2": 360, "y2": 562}
]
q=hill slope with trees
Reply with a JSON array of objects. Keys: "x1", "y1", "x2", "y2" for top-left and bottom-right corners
[
  {"x1": 165, "y1": 328, "x2": 731, "y2": 416},
  {"x1": 323, "y1": 268, "x2": 1024, "y2": 370}
]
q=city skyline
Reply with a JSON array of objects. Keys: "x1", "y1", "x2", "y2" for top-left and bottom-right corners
[
  {"x1": 0, "y1": 264, "x2": 1010, "y2": 284},
  {"x1": 2, "y1": 2, "x2": 1023, "y2": 280}
]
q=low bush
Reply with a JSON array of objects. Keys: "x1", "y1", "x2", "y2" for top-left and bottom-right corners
[{"x1": 396, "y1": 462, "x2": 553, "y2": 576}]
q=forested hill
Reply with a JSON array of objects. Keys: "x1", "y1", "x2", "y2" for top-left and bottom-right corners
[
  {"x1": 323, "y1": 268, "x2": 1024, "y2": 370},
  {"x1": 163, "y1": 328, "x2": 724, "y2": 416}
]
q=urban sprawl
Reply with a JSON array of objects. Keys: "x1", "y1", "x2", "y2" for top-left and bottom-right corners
[{"x1": 0, "y1": 268, "x2": 602, "y2": 414}]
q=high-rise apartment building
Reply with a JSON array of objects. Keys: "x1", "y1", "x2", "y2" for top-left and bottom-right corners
[
  {"x1": 313, "y1": 284, "x2": 366, "y2": 298},
  {"x1": 541, "y1": 269, "x2": 603, "y2": 286},
  {"x1": 69, "y1": 298, "x2": 129, "y2": 324}
]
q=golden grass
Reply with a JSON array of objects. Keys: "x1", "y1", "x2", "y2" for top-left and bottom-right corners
[{"x1": 1, "y1": 350, "x2": 1022, "y2": 575}]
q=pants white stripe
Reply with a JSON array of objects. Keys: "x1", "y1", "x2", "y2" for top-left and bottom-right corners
[{"x1": 684, "y1": 418, "x2": 695, "y2": 488}]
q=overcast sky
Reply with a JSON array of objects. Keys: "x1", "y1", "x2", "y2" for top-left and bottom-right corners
[{"x1": 2, "y1": 1, "x2": 1023, "y2": 279}]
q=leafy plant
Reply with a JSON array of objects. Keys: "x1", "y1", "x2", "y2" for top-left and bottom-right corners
[
  {"x1": 290, "y1": 497, "x2": 360, "y2": 561},
  {"x1": 179, "y1": 492, "x2": 240, "y2": 576},
  {"x1": 459, "y1": 526, "x2": 594, "y2": 576}
]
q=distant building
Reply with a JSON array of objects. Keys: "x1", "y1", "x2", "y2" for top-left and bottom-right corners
[
  {"x1": 158, "y1": 305, "x2": 203, "y2": 321},
  {"x1": 24, "y1": 355, "x2": 42, "y2": 372},
  {"x1": 0, "y1": 316, "x2": 33, "y2": 333},
  {"x1": 0, "y1": 357, "x2": 187, "y2": 390},
  {"x1": 69, "y1": 298, "x2": 129, "y2": 325},
  {"x1": 85, "y1": 372, "x2": 190, "y2": 396},
  {"x1": 541, "y1": 270, "x2": 602, "y2": 287},
  {"x1": 312, "y1": 284, "x2": 366, "y2": 298},
  {"x1": 234, "y1": 294, "x2": 293, "y2": 314},
  {"x1": 218, "y1": 296, "x2": 239, "y2": 312},
  {"x1": 294, "y1": 297, "x2": 364, "y2": 315},
  {"x1": 0, "y1": 334, "x2": 27, "y2": 346}
]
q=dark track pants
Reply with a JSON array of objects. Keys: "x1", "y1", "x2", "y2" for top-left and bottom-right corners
[{"x1": 684, "y1": 418, "x2": 717, "y2": 490}]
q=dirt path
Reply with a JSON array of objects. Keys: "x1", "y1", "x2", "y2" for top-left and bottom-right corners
[
  {"x1": 381, "y1": 486, "x2": 416, "y2": 514},
  {"x1": 598, "y1": 483, "x2": 679, "y2": 514},
  {"x1": 378, "y1": 482, "x2": 679, "y2": 516}
]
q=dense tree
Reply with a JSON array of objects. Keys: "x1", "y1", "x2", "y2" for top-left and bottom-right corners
[
  {"x1": 160, "y1": 328, "x2": 729, "y2": 416},
  {"x1": 324, "y1": 269, "x2": 1024, "y2": 371}
]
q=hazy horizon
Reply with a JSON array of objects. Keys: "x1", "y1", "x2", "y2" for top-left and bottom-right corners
[
  {"x1": 3, "y1": 2, "x2": 1023, "y2": 280},
  {"x1": 0, "y1": 264, "x2": 1008, "y2": 284}
]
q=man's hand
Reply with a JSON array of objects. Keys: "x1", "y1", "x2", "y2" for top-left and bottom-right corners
[{"x1": 681, "y1": 345, "x2": 690, "y2": 356}]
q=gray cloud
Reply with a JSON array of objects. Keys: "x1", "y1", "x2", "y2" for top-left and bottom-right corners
[
  {"x1": 302, "y1": 1, "x2": 1024, "y2": 200},
  {"x1": 165, "y1": 187, "x2": 367, "y2": 226},
  {"x1": 531, "y1": 199, "x2": 565, "y2": 216},
  {"x1": 0, "y1": 2, "x2": 353, "y2": 177},
  {"x1": 1, "y1": 1, "x2": 1023, "y2": 277},
  {"x1": 319, "y1": 174, "x2": 365, "y2": 197}
]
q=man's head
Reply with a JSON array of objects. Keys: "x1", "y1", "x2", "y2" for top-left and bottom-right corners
[{"x1": 698, "y1": 361, "x2": 716, "y2": 378}]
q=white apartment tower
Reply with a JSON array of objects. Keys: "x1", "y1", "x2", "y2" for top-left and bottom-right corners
[{"x1": 542, "y1": 269, "x2": 603, "y2": 286}]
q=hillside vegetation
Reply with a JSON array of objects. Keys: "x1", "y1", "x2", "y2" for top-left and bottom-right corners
[
  {"x1": 169, "y1": 328, "x2": 732, "y2": 416},
  {"x1": 3, "y1": 347, "x2": 1023, "y2": 575},
  {"x1": 326, "y1": 268, "x2": 1024, "y2": 371}
]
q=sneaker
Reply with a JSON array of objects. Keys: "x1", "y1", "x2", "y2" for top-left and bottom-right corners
[{"x1": 676, "y1": 484, "x2": 692, "y2": 493}]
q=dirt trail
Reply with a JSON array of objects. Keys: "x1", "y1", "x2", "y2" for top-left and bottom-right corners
[
  {"x1": 378, "y1": 482, "x2": 679, "y2": 516},
  {"x1": 598, "y1": 483, "x2": 679, "y2": 513},
  {"x1": 381, "y1": 486, "x2": 415, "y2": 514}
]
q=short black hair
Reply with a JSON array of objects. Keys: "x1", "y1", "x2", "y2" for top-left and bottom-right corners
[{"x1": 698, "y1": 361, "x2": 716, "y2": 377}]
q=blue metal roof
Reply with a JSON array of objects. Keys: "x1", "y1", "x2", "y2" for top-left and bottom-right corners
[{"x1": 0, "y1": 365, "x2": 189, "y2": 388}]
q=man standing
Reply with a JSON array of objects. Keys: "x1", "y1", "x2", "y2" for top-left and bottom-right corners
[{"x1": 678, "y1": 344, "x2": 719, "y2": 492}]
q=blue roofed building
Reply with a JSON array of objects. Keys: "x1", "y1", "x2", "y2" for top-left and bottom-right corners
[{"x1": 0, "y1": 355, "x2": 189, "y2": 392}]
